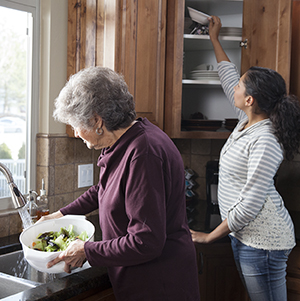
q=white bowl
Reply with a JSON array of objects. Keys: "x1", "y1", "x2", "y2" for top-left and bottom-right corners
[
  {"x1": 19, "y1": 215, "x2": 95, "y2": 273},
  {"x1": 188, "y1": 7, "x2": 210, "y2": 25}
]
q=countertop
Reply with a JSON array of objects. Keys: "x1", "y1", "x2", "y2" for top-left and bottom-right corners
[
  {"x1": 1, "y1": 211, "x2": 300, "y2": 300},
  {"x1": 0, "y1": 215, "x2": 112, "y2": 301}
]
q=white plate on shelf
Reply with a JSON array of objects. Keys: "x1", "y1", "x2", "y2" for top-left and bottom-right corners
[
  {"x1": 190, "y1": 70, "x2": 219, "y2": 79},
  {"x1": 219, "y1": 27, "x2": 242, "y2": 36},
  {"x1": 191, "y1": 76, "x2": 220, "y2": 81},
  {"x1": 190, "y1": 70, "x2": 218, "y2": 74},
  {"x1": 187, "y1": 7, "x2": 210, "y2": 25}
]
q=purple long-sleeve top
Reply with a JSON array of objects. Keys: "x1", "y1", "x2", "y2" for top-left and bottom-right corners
[{"x1": 60, "y1": 118, "x2": 200, "y2": 301}]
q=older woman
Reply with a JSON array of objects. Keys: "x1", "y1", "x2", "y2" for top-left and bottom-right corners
[{"x1": 43, "y1": 67, "x2": 200, "y2": 301}]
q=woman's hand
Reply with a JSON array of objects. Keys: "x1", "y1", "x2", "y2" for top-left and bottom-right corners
[
  {"x1": 190, "y1": 219, "x2": 231, "y2": 244},
  {"x1": 36, "y1": 210, "x2": 64, "y2": 223},
  {"x1": 207, "y1": 15, "x2": 231, "y2": 63},
  {"x1": 190, "y1": 229, "x2": 211, "y2": 244},
  {"x1": 208, "y1": 15, "x2": 222, "y2": 41},
  {"x1": 47, "y1": 239, "x2": 87, "y2": 273}
]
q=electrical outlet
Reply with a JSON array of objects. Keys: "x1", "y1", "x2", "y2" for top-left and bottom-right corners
[{"x1": 78, "y1": 164, "x2": 94, "y2": 188}]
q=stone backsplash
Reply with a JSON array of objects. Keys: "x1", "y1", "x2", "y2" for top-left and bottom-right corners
[
  {"x1": 1, "y1": 135, "x2": 299, "y2": 238},
  {"x1": 0, "y1": 134, "x2": 100, "y2": 238}
]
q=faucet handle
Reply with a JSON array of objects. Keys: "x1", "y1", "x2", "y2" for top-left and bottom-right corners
[{"x1": 9, "y1": 183, "x2": 27, "y2": 209}]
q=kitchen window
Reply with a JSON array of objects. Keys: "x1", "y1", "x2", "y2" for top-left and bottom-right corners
[{"x1": 0, "y1": 0, "x2": 39, "y2": 205}]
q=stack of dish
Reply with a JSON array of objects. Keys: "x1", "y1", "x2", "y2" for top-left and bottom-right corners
[
  {"x1": 190, "y1": 70, "x2": 219, "y2": 81},
  {"x1": 219, "y1": 27, "x2": 242, "y2": 36},
  {"x1": 182, "y1": 119, "x2": 223, "y2": 131},
  {"x1": 224, "y1": 118, "x2": 239, "y2": 130}
]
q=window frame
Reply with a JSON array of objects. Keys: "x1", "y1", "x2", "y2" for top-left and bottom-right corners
[{"x1": 0, "y1": 0, "x2": 40, "y2": 199}]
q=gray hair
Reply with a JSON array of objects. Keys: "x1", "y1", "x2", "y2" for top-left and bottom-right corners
[{"x1": 53, "y1": 66, "x2": 136, "y2": 131}]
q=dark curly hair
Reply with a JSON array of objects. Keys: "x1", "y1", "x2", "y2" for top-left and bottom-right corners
[{"x1": 243, "y1": 66, "x2": 300, "y2": 161}]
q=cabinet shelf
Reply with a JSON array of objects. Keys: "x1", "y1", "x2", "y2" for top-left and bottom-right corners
[
  {"x1": 182, "y1": 79, "x2": 221, "y2": 85},
  {"x1": 178, "y1": 130, "x2": 231, "y2": 139},
  {"x1": 184, "y1": 34, "x2": 242, "y2": 51},
  {"x1": 184, "y1": 34, "x2": 242, "y2": 41}
]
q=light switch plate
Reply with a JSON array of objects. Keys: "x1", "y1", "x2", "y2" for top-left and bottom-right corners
[{"x1": 78, "y1": 164, "x2": 94, "y2": 188}]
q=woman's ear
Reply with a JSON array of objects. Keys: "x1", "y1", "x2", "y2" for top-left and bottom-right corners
[
  {"x1": 94, "y1": 114, "x2": 103, "y2": 128},
  {"x1": 245, "y1": 95, "x2": 255, "y2": 107}
]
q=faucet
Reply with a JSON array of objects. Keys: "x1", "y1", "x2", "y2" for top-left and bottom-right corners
[{"x1": 0, "y1": 162, "x2": 27, "y2": 209}]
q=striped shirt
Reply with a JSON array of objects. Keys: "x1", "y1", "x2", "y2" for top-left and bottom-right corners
[{"x1": 217, "y1": 61, "x2": 295, "y2": 250}]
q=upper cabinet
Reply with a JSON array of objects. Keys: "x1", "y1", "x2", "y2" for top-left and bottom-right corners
[
  {"x1": 67, "y1": 0, "x2": 166, "y2": 136},
  {"x1": 114, "y1": 0, "x2": 167, "y2": 129},
  {"x1": 164, "y1": 0, "x2": 293, "y2": 139},
  {"x1": 67, "y1": 0, "x2": 296, "y2": 139},
  {"x1": 66, "y1": 0, "x2": 117, "y2": 137},
  {"x1": 241, "y1": 0, "x2": 292, "y2": 86}
]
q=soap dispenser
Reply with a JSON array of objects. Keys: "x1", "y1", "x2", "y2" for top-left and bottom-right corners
[
  {"x1": 26, "y1": 190, "x2": 38, "y2": 223},
  {"x1": 37, "y1": 179, "x2": 49, "y2": 220}
]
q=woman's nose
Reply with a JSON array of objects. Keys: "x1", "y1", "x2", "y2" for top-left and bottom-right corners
[{"x1": 74, "y1": 129, "x2": 79, "y2": 138}]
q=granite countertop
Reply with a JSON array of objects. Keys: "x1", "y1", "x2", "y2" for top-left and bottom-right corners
[
  {"x1": 0, "y1": 215, "x2": 112, "y2": 301},
  {"x1": 1, "y1": 211, "x2": 299, "y2": 300}
]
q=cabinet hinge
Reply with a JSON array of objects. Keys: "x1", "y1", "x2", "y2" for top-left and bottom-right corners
[{"x1": 239, "y1": 39, "x2": 248, "y2": 49}]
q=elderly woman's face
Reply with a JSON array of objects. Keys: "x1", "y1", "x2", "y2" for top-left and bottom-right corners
[{"x1": 73, "y1": 126, "x2": 103, "y2": 150}]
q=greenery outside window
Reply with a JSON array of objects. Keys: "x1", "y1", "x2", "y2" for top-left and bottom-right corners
[{"x1": 0, "y1": 0, "x2": 39, "y2": 208}]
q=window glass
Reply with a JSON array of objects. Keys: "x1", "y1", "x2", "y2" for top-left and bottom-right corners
[{"x1": 0, "y1": 3, "x2": 35, "y2": 200}]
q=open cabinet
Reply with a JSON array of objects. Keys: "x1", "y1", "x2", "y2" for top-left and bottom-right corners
[
  {"x1": 66, "y1": 0, "x2": 294, "y2": 139},
  {"x1": 164, "y1": 0, "x2": 293, "y2": 139}
]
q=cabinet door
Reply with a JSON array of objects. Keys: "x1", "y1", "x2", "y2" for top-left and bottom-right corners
[
  {"x1": 287, "y1": 245, "x2": 300, "y2": 299},
  {"x1": 290, "y1": 1, "x2": 300, "y2": 98},
  {"x1": 241, "y1": 0, "x2": 293, "y2": 90},
  {"x1": 67, "y1": 0, "x2": 116, "y2": 137},
  {"x1": 164, "y1": 0, "x2": 185, "y2": 138},
  {"x1": 115, "y1": 0, "x2": 167, "y2": 129},
  {"x1": 196, "y1": 243, "x2": 250, "y2": 301}
]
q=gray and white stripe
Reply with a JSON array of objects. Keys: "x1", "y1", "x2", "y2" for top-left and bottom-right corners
[{"x1": 216, "y1": 61, "x2": 295, "y2": 250}]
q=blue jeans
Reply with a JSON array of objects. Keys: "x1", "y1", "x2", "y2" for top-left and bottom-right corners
[{"x1": 230, "y1": 236, "x2": 292, "y2": 301}]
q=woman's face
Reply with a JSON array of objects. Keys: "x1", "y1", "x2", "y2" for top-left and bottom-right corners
[
  {"x1": 73, "y1": 125, "x2": 103, "y2": 150},
  {"x1": 233, "y1": 74, "x2": 248, "y2": 109}
]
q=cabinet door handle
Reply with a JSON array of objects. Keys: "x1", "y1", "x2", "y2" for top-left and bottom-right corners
[
  {"x1": 198, "y1": 252, "x2": 204, "y2": 274},
  {"x1": 240, "y1": 39, "x2": 248, "y2": 49}
]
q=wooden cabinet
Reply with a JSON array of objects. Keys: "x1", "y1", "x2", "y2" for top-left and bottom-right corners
[
  {"x1": 66, "y1": 0, "x2": 117, "y2": 136},
  {"x1": 287, "y1": 243, "x2": 300, "y2": 300},
  {"x1": 67, "y1": 0, "x2": 295, "y2": 139},
  {"x1": 290, "y1": 0, "x2": 300, "y2": 98},
  {"x1": 165, "y1": 0, "x2": 294, "y2": 139},
  {"x1": 241, "y1": 0, "x2": 292, "y2": 86},
  {"x1": 195, "y1": 240, "x2": 250, "y2": 301},
  {"x1": 196, "y1": 239, "x2": 300, "y2": 301},
  {"x1": 67, "y1": 0, "x2": 166, "y2": 136},
  {"x1": 115, "y1": 0, "x2": 167, "y2": 129}
]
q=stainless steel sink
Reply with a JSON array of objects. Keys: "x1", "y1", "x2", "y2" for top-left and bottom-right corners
[
  {"x1": 0, "y1": 247, "x2": 91, "y2": 299},
  {"x1": 0, "y1": 272, "x2": 39, "y2": 299},
  {"x1": 0, "y1": 249, "x2": 74, "y2": 283}
]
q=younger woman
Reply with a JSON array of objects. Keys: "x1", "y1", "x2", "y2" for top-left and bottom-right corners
[{"x1": 190, "y1": 16, "x2": 300, "y2": 301}]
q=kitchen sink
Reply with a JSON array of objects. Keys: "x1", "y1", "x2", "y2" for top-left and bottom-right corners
[
  {"x1": 0, "y1": 246, "x2": 91, "y2": 299},
  {"x1": 0, "y1": 272, "x2": 39, "y2": 299},
  {"x1": 0, "y1": 249, "x2": 74, "y2": 283}
]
